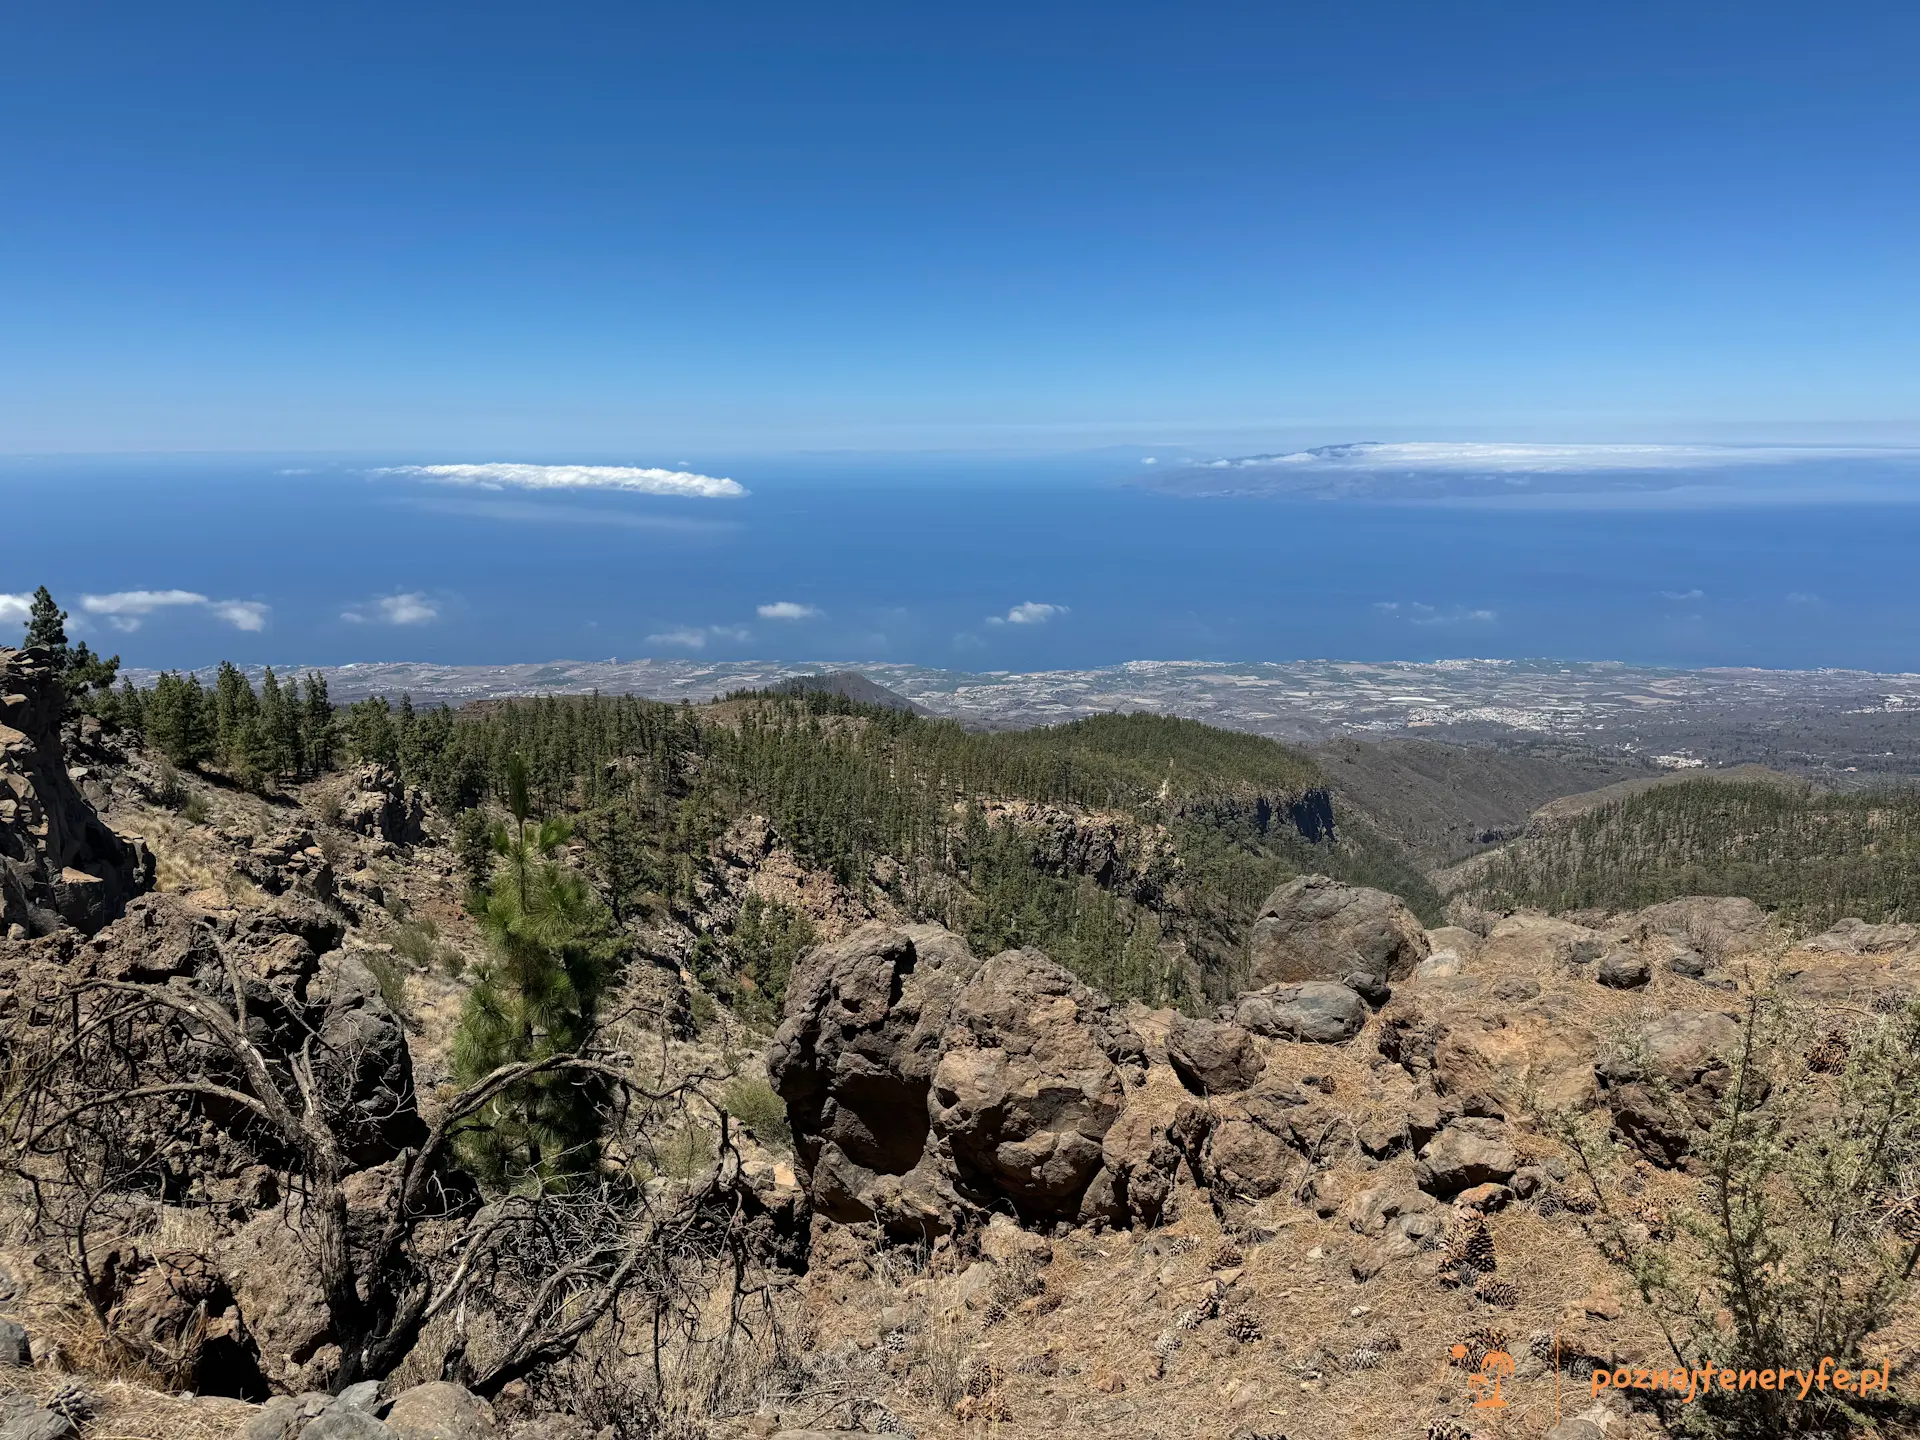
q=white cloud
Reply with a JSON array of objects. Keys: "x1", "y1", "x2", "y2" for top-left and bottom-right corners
[
  {"x1": 1200, "y1": 441, "x2": 1905, "y2": 474},
  {"x1": 1786, "y1": 591, "x2": 1822, "y2": 605},
  {"x1": 79, "y1": 589, "x2": 269, "y2": 633},
  {"x1": 757, "y1": 601, "x2": 821, "y2": 620},
  {"x1": 1661, "y1": 589, "x2": 1705, "y2": 600},
  {"x1": 646, "y1": 627, "x2": 711, "y2": 649},
  {"x1": 645, "y1": 623, "x2": 752, "y2": 650},
  {"x1": 0, "y1": 594, "x2": 31, "y2": 624},
  {"x1": 378, "y1": 593, "x2": 439, "y2": 625},
  {"x1": 987, "y1": 601, "x2": 1069, "y2": 626},
  {"x1": 1377, "y1": 600, "x2": 1496, "y2": 626},
  {"x1": 380, "y1": 462, "x2": 747, "y2": 498},
  {"x1": 339, "y1": 592, "x2": 440, "y2": 626},
  {"x1": 210, "y1": 600, "x2": 270, "y2": 632}
]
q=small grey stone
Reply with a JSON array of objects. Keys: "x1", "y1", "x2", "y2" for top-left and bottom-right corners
[
  {"x1": 1596, "y1": 951, "x2": 1651, "y2": 989},
  {"x1": 1509, "y1": 1165, "x2": 1549, "y2": 1199},
  {"x1": 1569, "y1": 938, "x2": 1604, "y2": 964},
  {"x1": 329, "y1": 1381, "x2": 385, "y2": 1414},
  {"x1": 243, "y1": 1398, "x2": 306, "y2": 1440},
  {"x1": 1342, "y1": 971, "x2": 1392, "y2": 1007},
  {"x1": 1544, "y1": 1422, "x2": 1605, "y2": 1440},
  {"x1": 0, "y1": 1318, "x2": 30, "y2": 1367},
  {"x1": 303, "y1": 1412, "x2": 397, "y2": 1440},
  {"x1": 384, "y1": 1381, "x2": 500, "y2": 1440},
  {"x1": 1544, "y1": 1156, "x2": 1570, "y2": 1181},
  {"x1": 1667, "y1": 949, "x2": 1708, "y2": 979},
  {"x1": 1492, "y1": 976, "x2": 1540, "y2": 1002},
  {"x1": 0, "y1": 1405, "x2": 79, "y2": 1440}
]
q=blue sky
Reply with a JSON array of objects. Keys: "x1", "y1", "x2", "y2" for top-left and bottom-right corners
[{"x1": 5, "y1": 1, "x2": 1918, "y2": 453}]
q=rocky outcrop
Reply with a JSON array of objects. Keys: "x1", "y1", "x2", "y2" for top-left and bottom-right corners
[
  {"x1": 974, "y1": 800, "x2": 1178, "y2": 906},
  {"x1": 0, "y1": 647, "x2": 151, "y2": 935},
  {"x1": 769, "y1": 923, "x2": 983, "y2": 1234},
  {"x1": 1247, "y1": 875, "x2": 1428, "y2": 989},
  {"x1": 771, "y1": 923, "x2": 1151, "y2": 1233},
  {"x1": 1598, "y1": 1010, "x2": 1750, "y2": 1168},
  {"x1": 333, "y1": 763, "x2": 425, "y2": 846},
  {"x1": 1, "y1": 890, "x2": 432, "y2": 1395},
  {"x1": 932, "y1": 948, "x2": 1145, "y2": 1221}
]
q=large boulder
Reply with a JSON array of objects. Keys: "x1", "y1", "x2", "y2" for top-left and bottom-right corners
[
  {"x1": 930, "y1": 947, "x2": 1145, "y2": 1222},
  {"x1": 1234, "y1": 981, "x2": 1368, "y2": 1043},
  {"x1": 1081, "y1": 1067, "x2": 1198, "y2": 1228},
  {"x1": 1415, "y1": 1117, "x2": 1518, "y2": 1196},
  {"x1": 1598, "y1": 1010, "x2": 1750, "y2": 1168},
  {"x1": 0, "y1": 646, "x2": 152, "y2": 935},
  {"x1": 1247, "y1": 875, "x2": 1428, "y2": 988},
  {"x1": 769, "y1": 923, "x2": 982, "y2": 1232},
  {"x1": 384, "y1": 1382, "x2": 499, "y2": 1439},
  {"x1": 1627, "y1": 896, "x2": 1771, "y2": 957},
  {"x1": 1197, "y1": 1078, "x2": 1346, "y2": 1202},
  {"x1": 1163, "y1": 1013, "x2": 1265, "y2": 1094}
]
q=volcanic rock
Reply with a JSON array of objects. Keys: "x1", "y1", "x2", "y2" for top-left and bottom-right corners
[
  {"x1": 1247, "y1": 875, "x2": 1429, "y2": 988},
  {"x1": 0, "y1": 646, "x2": 152, "y2": 935},
  {"x1": 1234, "y1": 981, "x2": 1368, "y2": 1043},
  {"x1": 1163, "y1": 1013, "x2": 1265, "y2": 1094}
]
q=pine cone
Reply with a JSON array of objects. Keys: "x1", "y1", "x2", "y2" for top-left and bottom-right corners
[
  {"x1": 1450, "y1": 1326, "x2": 1509, "y2": 1367},
  {"x1": 45, "y1": 1384, "x2": 97, "y2": 1425},
  {"x1": 1459, "y1": 1219, "x2": 1496, "y2": 1274},
  {"x1": 1344, "y1": 1345, "x2": 1382, "y2": 1371},
  {"x1": 1806, "y1": 1028, "x2": 1851, "y2": 1074},
  {"x1": 1529, "y1": 1330, "x2": 1555, "y2": 1361},
  {"x1": 1014, "y1": 1348, "x2": 1060, "y2": 1377},
  {"x1": 1426, "y1": 1422, "x2": 1474, "y2": 1440},
  {"x1": 1223, "y1": 1309, "x2": 1263, "y2": 1343},
  {"x1": 1475, "y1": 1279, "x2": 1520, "y2": 1308},
  {"x1": 1209, "y1": 1240, "x2": 1245, "y2": 1270},
  {"x1": 1560, "y1": 1189, "x2": 1598, "y2": 1215}
]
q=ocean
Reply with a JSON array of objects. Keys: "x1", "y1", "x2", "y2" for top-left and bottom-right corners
[{"x1": 6, "y1": 449, "x2": 1920, "y2": 675}]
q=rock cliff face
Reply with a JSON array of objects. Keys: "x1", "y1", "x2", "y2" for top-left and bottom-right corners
[{"x1": 0, "y1": 647, "x2": 151, "y2": 935}]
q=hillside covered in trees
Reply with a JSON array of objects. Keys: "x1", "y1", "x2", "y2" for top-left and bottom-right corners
[
  {"x1": 1460, "y1": 775, "x2": 1920, "y2": 926},
  {"x1": 99, "y1": 649, "x2": 1438, "y2": 1006}
]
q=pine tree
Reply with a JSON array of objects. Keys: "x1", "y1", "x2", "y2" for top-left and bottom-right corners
[
  {"x1": 17, "y1": 588, "x2": 118, "y2": 705},
  {"x1": 22, "y1": 586, "x2": 68, "y2": 662},
  {"x1": 256, "y1": 667, "x2": 301, "y2": 783},
  {"x1": 146, "y1": 672, "x2": 215, "y2": 768},
  {"x1": 451, "y1": 754, "x2": 622, "y2": 1188},
  {"x1": 348, "y1": 697, "x2": 400, "y2": 769},
  {"x1": 302, "y1": 673, "x2": 335, "y2": 775},
  {"x1": 580, "y1": 800, "x2": 651, "y2": 923},
  {"x1": 453, "y1": 807, "x2": 494, "y2": 901}
]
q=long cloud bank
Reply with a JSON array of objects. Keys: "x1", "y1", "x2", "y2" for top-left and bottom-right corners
[{"x1": 379, "y1": 462, "x2": 746, "y2": 498}]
